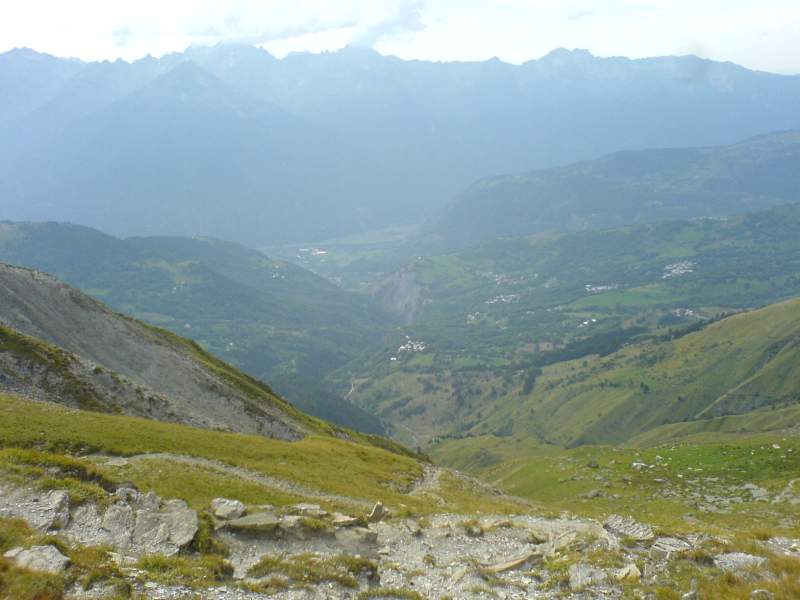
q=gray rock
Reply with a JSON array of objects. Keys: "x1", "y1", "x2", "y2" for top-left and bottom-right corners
[
  {"x1": 4, "y1": 545, "x2": 70, "y2": 574},
  {"x1": 43, "y1": 490, "x2": 70, "y2": 530},
  {"x1": 211, "y1": 498, "x2": 245, "y2": 520},
  {"x1": 568, "y1": 563, "x2": 608, "y2": 591},
  {"x1": 714, "y1": 552, "x2": 767, "y2": 572},
  {"x1": 604, "y1": 514, "x2": 655, "y2": 542},
  {"x1": 68, "y1": 489, "x2": 197, "y2": 556},
  {"x1": 332, "y1": 513, "x2": 360, "y2": 528},
  {"x1": 226, "y1": 512, "x2": 281, "y2": 533},
  {"x1": 368, "y1": 502, "x2": 387, "y2": 523},
  {"x1": 650, "y1": 536, "x2": 692, "y2": 561},
  {"x1": 154, "y1": 499, "x2": 197, "y2": 548},
  {"x1": 101, "y1": 503, "x2": 135, "y2": 550},
  {"x1": 749, "y1": 590, "x2": 775, "y2": 600},
  {"x1": 582, "y1": 488, "x2": 602, "y2": 499},
  {"x1": 742, "y1": 483, "x2": 770, "y2": 502}
]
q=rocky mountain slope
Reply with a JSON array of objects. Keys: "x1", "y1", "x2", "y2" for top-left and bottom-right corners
[
  {"x1": 0, "y1": 222, "x2": 390, "y2": 433},
  {"x1": 434, "y1": 130, "x2": 800, "y2": 245},
  {"x1": 0, "y1": 262, "x2": 325, "y2": 440}
]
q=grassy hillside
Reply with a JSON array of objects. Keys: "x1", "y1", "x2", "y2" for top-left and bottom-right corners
[
  {"x1": 424, "y1": 298, "x2": 800, "y2": 448},
  {"x1": 0, "y1": 221, "x2": 390, "y2": 433},
  {"x1": 431, "y1": 430, "x2": 800, "y2": 541},
  {"x1": 434, "y1": 130, "x2": 800, "y2": 245},
  {"x1": 343, "y1": 204, "x2": 800, "y2": 444},
  {"x1": 0, "y1": 393, "x2": 517, "y2": 517}
]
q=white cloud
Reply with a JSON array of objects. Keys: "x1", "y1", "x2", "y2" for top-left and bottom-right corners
[{"x1": 0, "y1": 0, "x2": 798, "y2": 73}]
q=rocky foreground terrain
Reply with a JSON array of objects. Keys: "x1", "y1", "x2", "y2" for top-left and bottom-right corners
[{"x1": 2, "y1": 451, "x2": 799, "y2": 600}]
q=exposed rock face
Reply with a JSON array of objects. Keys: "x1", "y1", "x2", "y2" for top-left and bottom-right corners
[
  {"x1": 0, "y1": 485, "x2": 72, "y2": 531},
  {"x1": 3, "y1": 545, "x2": 70, "y2": 573},
  {"x1": 0, "y1": 262, "x2": 308, "y2": 440},
  {"x1": 373, "y1": 267, "x2": 425, "y2": 324},
  {"x1": 604, "y1": 514, "x2": 655, "y2": 542},
  {"x1": 211, "y1": 498, "x2": 245, "y2": 520},
  {"x1": 68, "y1": 488, "x2": 198, "y2": 556}
]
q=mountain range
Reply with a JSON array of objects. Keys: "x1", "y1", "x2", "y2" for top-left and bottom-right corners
[
  {"x1": 2, "y1": 45, "x2": 800, "y2": 244},
  {"x1": 433, "y1": 130, "x2": 800, "y2": 245}
]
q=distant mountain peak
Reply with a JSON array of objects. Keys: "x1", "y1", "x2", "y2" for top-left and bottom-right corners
[{"x1": 540, "y1": 47, "x2": 595, "y2": 61}]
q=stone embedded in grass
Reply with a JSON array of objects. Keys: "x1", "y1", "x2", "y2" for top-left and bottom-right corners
[
  {"x1": 604, "y1": 514, "x2": 655, "y2": 542},
  {"x1": 649, "y1": 537, "x2": 692, "y2": 561},
  {"x1": 568, "y1": 562, "x2": 608, "y2": 591},
  {"x1": 713, "y1": 552, "x2": 767, "y2": 572},
  {"x1": 211, "y1": 497, "x2": 245, "y2": 520},
  {"x1": 3, "y1": 545, "x2": 70, "y2": 574}
]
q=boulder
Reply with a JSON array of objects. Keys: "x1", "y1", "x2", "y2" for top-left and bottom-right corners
[
  {"x1": 604, "y1": 514, "x2": 655, "y2": 542},
  {"x1": 568, "y1": 563, "x2": 608, "y2": 591},
  {"x1": 368, "y1": 502, "x2": 387, "y2": 523},
  {"x1": 42, "y1": 490, "x2": 70, "y2": 530},
  {"x1": 155, "y1": 499, "x2": 198, "y2": 549},
  {"x1": 3, "y1": 545, "x2": 70, "y2": 574},
  {"x1": 714, "y1": 552, "x2": 767, "y2": 572},
  {"x1": 211, "y1": 498, "x2": 245, "y2": 520}
]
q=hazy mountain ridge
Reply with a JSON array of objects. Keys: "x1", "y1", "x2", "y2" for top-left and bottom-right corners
[
  {"x1": 434, "y1": 130, "x2": 800, "y2": 245},
  {"x1": 2, "y1": 46, "x2": 800, "y2": 244}
]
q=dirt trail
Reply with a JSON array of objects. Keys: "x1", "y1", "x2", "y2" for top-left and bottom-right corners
[{"x1": 96, "y1": 452, "x2": 374, "y2": 509}]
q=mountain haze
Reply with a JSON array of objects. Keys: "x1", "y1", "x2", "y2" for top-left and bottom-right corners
[
  {"x1": 2, "y1": 46, "x2": 800, "y2": 244},
  {"x1": 434, "y1": 130, "x2": 800, "y2": 245}
]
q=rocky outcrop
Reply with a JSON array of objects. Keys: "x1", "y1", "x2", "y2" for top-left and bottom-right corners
[
  {"x1": 0, "y1": 262, "x2": 309, "y2": 440},
  {"x1": 0, "y1": 482, "x2": 198, "y2": 558},
  {"x1": 604, "y1": 514, "x2": 655, "y2": 542}
]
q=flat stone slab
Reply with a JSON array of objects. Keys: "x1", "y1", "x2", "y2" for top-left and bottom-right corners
[{"x1": 226, "y1": 512, "x2": 280, "y2": 532}]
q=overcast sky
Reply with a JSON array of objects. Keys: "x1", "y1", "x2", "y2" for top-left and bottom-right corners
[{"x1": 1, "y1": 0, "x2": 798, "y2": 73}]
